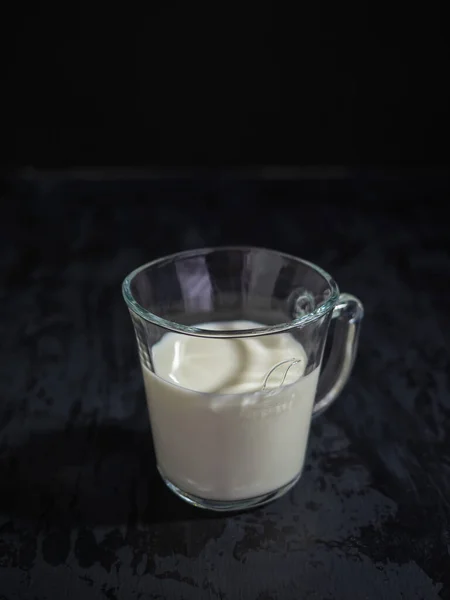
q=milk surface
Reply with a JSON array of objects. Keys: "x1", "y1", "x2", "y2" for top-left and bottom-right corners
[{"x1": 143, "y1": 321, "x2": 320, "y2": 501}]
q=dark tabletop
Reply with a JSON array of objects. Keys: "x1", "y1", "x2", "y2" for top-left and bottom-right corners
[{"x1": 1, "y1": 170, "x2": 449, "y2": 599}]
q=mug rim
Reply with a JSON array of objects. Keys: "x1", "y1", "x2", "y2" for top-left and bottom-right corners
[{"x1": 122, "y1": 246, "x2": 340, "y2": 337}]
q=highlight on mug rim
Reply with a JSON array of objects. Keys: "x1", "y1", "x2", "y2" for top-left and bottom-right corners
[{"x1": 122, "y1": 246, "x2": 340, "y2": 338}]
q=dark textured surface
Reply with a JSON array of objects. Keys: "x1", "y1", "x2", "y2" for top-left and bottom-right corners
[{"x1": 1, "y1": 172, "x2": 449, "y2": 599}]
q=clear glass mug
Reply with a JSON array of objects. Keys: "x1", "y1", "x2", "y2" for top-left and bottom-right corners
[{"x1": 122, "y1": 247, "x2": 363, "y2": 511}]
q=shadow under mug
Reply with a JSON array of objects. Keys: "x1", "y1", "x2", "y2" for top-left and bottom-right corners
[{"x1": 122, "y1": 247, "x2": 363, "y2": 511}]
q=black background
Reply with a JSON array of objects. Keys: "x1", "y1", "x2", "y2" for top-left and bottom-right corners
[
  {"x1": 9, "y1": 3, "x2": 449, "y2": 167},
  {"x1": 2, "y1": 5, "x2": 450, "y2": 599}
]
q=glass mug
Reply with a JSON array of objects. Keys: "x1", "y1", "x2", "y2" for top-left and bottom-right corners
[{"x1": 122, "y1": 247, "x2": 363, "y2": 511}]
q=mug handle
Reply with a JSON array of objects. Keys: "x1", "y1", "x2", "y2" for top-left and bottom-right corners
[{"x1": 313, "y1": 293, "x2": 364, "y2": 418}]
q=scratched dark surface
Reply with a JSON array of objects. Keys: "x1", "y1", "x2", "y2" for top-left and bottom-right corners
[{"x1": 1, "y1": 171, "x2": 449, "y2": 599}]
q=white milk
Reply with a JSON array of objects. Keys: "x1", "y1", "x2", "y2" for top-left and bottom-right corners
[{"x1": 142, "y1": 321, "x2": 320, "y2": 501}]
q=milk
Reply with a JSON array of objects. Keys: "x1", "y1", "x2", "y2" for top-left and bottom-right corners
[{"x1": 142, "y1": 321, "x2": 320, "y2": 501}]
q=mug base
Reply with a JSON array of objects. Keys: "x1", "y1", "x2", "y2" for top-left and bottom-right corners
[{"x1": 160, "y1": 471, "x2": 302, "y2": 512}]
